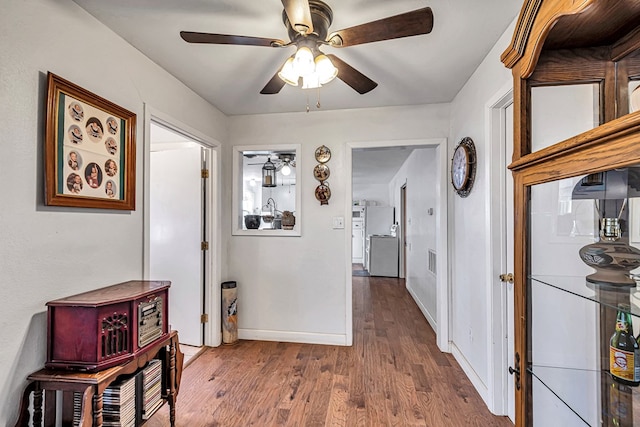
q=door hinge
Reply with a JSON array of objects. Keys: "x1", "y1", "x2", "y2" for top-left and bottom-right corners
[
  {"x1": 201, "y1": 169, "x2": 209, "y2": 179},
  {"x1": 201, "y1": 314, "x2": 208, "y2": 323},
  {"x1": 499, "y1": 273, "x2": 514, "y2": 284},
  {"x1": 201, "y1": 241, "x2": 209, "y2": 251}
]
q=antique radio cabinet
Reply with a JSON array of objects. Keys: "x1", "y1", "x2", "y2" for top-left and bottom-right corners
[{"x1": 46, "y1": 280, "x2": 170, "y2": 371}]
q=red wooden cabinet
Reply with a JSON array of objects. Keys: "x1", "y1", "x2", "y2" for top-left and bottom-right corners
[{"x1": 46, "y1": 280, "x2": 170, "y2": 371}]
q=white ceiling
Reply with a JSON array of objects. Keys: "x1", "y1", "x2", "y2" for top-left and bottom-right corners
[{"x1": 72, "y1": 0, "x2": 521, "y2": 116}]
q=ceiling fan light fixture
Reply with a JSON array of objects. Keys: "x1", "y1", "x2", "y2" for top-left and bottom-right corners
[
  {"x1": 281, "y1": 164, "x2": 292, "y2": 176},
  {"x1": 314, "y1": 54, "x2": 338, "y2": 84},
  {"x1": 278, "y1": 57, "x2": 299, "y2": 86},
  {"x1": 293, "y1": 46, "x2": 315, "y2": 76}
]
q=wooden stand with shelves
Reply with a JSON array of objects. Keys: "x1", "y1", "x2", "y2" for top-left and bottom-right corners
[{"x1": 14, "y1": 330, "x2": 183, "y2": 427}]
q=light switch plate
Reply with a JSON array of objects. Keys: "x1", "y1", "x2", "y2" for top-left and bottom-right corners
[{"x1": 333, "y1": 216, "x2": 345, "y2": 229}]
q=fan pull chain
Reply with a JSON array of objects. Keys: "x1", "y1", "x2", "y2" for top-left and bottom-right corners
[
  {"x1": 306, "y1": 92, "x2": 310, "y2": 113},
  {"x1": 316, "y1": 87, "x2": 321, "y2": 109}
]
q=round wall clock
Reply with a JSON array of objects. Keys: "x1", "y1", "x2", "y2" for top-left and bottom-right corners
[{"x1": 450, "y1": 137, "x2": 476, "y2": 198}]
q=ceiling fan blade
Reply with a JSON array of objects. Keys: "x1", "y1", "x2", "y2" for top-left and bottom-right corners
[
  {"x1": 327, "y1": 7, "x2": 433, "y2": 47},
  {"x1": 260, "y1": 69, "x2": 287, "y2": 95},
  {"x1": 281, "y1": 0, "x2": 314, "y2": 35},
  {"x1": 327, "y1": 54, "x2": 377, "y2": 94},
  {"x1": 180, "y1": 31, "x2": 285, "y2": 47}
]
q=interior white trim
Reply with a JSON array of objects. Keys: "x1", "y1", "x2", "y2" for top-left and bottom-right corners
[
  {"x1": 346, "y1": 138, "x2": 449, "y2": 350},
  {"x1": 238, "y1": 329, "x2": 348, "y2": 346},
  {"x1": 451, "y1": 342, "x2": 490, "y2": 404},
  {"x1": 406, "y1": 285, "x2": 437, "y2": 330},
  {"x1": 484, "y1": 83, "x2": 514, "y2": 415},
  {"x1": 143, "y1": 104, "x2": 223, "y2": 347}
]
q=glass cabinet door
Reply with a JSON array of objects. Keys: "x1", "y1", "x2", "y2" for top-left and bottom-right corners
[{"x1": 528, "y1": 166, "x2": 640, "y2": 426}]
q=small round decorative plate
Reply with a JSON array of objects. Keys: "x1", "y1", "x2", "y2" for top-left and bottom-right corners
[
  {"x1": 313, "y1": 163, "x2": 330, "y2": 181},
  {"x1": 315, "y1": 183, "x2": 331, "y2": 205},
  {"x1": 315, "y1": 145, "x2": 331, "y2": 163}
]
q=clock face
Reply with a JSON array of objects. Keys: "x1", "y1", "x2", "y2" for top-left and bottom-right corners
[{"x1": 451, "y1": 145, "x2": 469, "y2": 190}]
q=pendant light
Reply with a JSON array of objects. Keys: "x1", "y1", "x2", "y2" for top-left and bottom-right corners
[{"x1": 262, "y1": 157, "x2": 276, "y2": 187}]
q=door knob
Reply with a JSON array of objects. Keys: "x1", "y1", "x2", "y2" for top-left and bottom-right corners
[
  {"x1": 499, "y1": 273, "x2": 514, "y2": 283},
  {"x1": 509, "y1": 352, "x2": 521, "y2": 390}
]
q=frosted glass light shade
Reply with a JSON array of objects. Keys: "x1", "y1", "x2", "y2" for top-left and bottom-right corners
[
  {"x1": 294, "y1": 47, "x2": 315, "y2": 76},
  {"x1": 302, "y1": 72, "x2": 321, "y2": 89},
  {"x1": 278, "y1": 57, "x2": 299, "y2": 86},
  {"x1": 281, "y1": 164, "x2": 291, "y2": 176},
  {"x1": 315, "y1": 54, "x2": 337, "y2": 85}
]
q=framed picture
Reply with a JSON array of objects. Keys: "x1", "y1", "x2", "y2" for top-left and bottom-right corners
[{"x1": 45, "y1": 72, "x2": 136, "y2": 210}]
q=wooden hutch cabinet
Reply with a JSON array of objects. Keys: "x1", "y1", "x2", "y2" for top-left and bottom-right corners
[{"x1": 501, "y1": 0, "x2": 640, "y2": 426}]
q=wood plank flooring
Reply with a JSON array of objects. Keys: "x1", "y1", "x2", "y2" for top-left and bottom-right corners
[{"x1": 147, "y1": 272, "x2": 513, "y2": 426}]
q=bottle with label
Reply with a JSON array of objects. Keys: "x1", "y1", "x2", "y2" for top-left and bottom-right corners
[{"x1": 610, "y1": 303, "x2": 640, "y2": 386}]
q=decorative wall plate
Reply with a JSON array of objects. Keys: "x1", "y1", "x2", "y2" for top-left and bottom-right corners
[
  {"x1": 314, "y1": 145, "x2": 331, "y2": 163},
  {"x1": 313, "y1": 163, "x2": 330, "y2": 181},
  {"x1": 315, "y1": 183, "x2": 331, "y2": 205}
]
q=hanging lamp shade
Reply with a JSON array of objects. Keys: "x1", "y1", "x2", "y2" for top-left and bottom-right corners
[
  {"x1": 302, "y1": 72, "x2": 321, "y2": 89},
  {"x1": 278, "y1": 57, "x2": 299, "y2": 86},
  {"x1": 293, "y1": 46, "x2": 315, "y2": 76},
  {"x1": 262, "y1": 157, "x2": 277, "y2": 187},
  {"x1": 315, "y1": 54, "x2": 338, "y2": 85}
]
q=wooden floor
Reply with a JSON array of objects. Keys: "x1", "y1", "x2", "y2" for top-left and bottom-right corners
[{"x1": 147, "y1": 271, "x2": 513, "y2": 426}]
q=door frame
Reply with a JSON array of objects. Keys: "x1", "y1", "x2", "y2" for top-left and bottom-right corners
[
  {"x1": 400, "y1": 183, "x2": 407, "y2": 279},
  {"x1": 143, "y1": 104, "x2": 222, "y2": 347},
  {"x1": 345, "y1": 138, "x2": 449, "y2": 350},
  {"x1": 485, "y1": 83, "x2": 514, "y2": 415}
]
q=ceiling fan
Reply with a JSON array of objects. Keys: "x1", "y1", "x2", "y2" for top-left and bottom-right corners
[
  {"x1": 247, "y1": 153, "x2": 297, "y2": 173},
  {"x1": 180, "y1": 0, "x2": 434, "y2": 95}
]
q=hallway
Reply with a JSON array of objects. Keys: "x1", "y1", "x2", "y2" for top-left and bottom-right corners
[{"x1": 147, "y1": 275, "x2": 512, "y2": 426}]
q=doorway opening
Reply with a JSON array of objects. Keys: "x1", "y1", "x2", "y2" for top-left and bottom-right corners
[
  {"x1": 346, "y1": 138, "x2": 449, "y2": 350},
  {"x1": 149, "y1": 122, "x2": 207, "y2": 347},
  {"x1": 143, "y1": 108, "x2": 221, "y2": 350},
  {"x1": 486, "y1": 85, "x2": 514, "y2": 419}
]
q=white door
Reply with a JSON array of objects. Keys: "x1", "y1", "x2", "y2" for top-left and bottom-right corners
[
  {"x1": 150, "y1": 138, "x2": 204, "y2": 346},
  {"x1": 505, "y1": 102, "x2": 515, "y2": 422}
]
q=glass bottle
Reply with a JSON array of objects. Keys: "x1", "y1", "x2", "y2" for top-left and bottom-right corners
[
  {"x1": 609, "y1": 381, "x2": 633, "y2": 427},
  {"x1": 610, "y1": 303, "x2": 640, "y2": 386}
]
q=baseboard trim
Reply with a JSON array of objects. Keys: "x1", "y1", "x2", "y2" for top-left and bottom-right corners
[
  {"x1": 406, "y1": 284, "x2": 437, "y2": 332},
  {"x1": 238, "y1": 329, "x2": 349, "y2": 346},
  {"x1": 451, "y1": 342, "x2": 490, "y2": 406}
]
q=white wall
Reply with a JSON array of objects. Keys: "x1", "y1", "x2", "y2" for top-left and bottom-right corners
[
  {"x1": 352, "y1": 183, "x2": 390, "y2": 206},
  {"x1": 390, "y1": 148, "x2": 439, "y2": 327},
  {"x1": 228, "y1": 105, "x2": 450, "y2": 344},
  {"x1": 0, "y1": 1, "x2": 228, "y2": 424},
  {"x1": 448, "y1": 20, "x2": 516, "y2": 404}
]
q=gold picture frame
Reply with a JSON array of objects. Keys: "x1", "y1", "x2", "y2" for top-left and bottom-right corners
[{"x1": 44, "y1": 72, "x2": 136, "y2": 210}]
